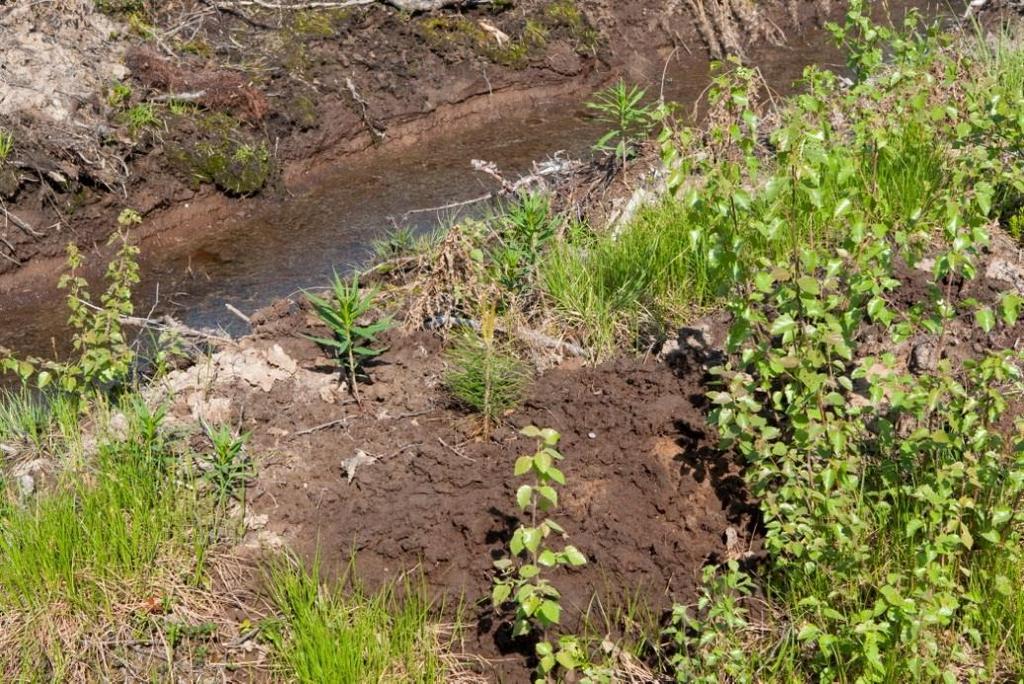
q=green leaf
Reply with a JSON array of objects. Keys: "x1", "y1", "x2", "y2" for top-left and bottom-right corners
[
  {"x1": 519, "y1": 564, "x2": 540, "y2": 579},
  {"x1": 555, "y1": 649, "x2": 581, "y2": 670},
  {"x1": 975, "y1": 307, "x2": 996, "y2": 334},
  {"x1": 522, "y1": 527, "x2": 542, "y2": 554},
  {"x1": 547, "y1": 467, "x2": 566, "y2": 486},
  {"x1": 516, "y1": 485, "x2": 533, "y2": 510},
  {"x1": 514, "y1": 456, "x2": 533, "y2": 476},
  {"x1": 976, "y1": 181, "x2": 994, "y2": 216},
  {"x1": 797, "y1": 623, "x2": 821, "y2": 642},
  {"x1": 992, "y1": 507, "x2": 1013, "y2": 527},
  {"x1": 535, "y1": 450, "x2": 552, "y2": 474},
  {"x1": 563, "y1": 546, "x2": 587, "y2": 567},
  {"x1": 537, "y1": 486, "x2": 558, "y2": 508},
  {"x1": 302, "y1": 334, "x2": 347, "y2": 351},
  {"x1": 492, "y1": 583, "x2": 511, "y2": 606},
  {"x1": 538, "y1": 600, "x2": 561, "y2": 626},
  {"x1": 510, "y1": 528, "x2": 525, "y2": 556},
  {"x1": 754, "y1": 271, "x2": 775, "y2": 293},
  {"x1": 797, "y1": 276, "x2": 821, "y2": 295},
  {"x1": 770, "y1": 314, "x2": 797, "y2": 336},
  {"x1": 538, "y1": 549, "x2": 557, "y2": 567},
  {"x1": 1000, "y1": 293, "x2": 1023, "y2": 326}
]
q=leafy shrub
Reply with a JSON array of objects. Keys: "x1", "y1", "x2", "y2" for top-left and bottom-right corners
[
  {"x1": 1, "y1": 210, "x2": 142, "y2": 394},
  {"x1": 657, "y1": 4, "x2": 1024, "y2": 682},
  {"x1": 445, "y1": 309, "x2": 530, "y2": 438}
]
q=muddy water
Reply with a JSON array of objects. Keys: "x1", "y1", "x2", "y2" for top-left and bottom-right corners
[
  {"x1": 142, "y1": 36, "x2": 845, "y2": 336},
  {"x1": 0, "y1": 4, "x2": 932, "y2": 357}
]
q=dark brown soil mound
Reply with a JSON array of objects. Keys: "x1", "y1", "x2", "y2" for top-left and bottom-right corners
[{"x1": 169, "y1": 303, "x2": 740, "y2": 678}]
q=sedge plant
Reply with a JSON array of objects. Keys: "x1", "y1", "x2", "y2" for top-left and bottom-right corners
[{"x1": 0, "y1": 130, "x2": 13, "y2": 163}]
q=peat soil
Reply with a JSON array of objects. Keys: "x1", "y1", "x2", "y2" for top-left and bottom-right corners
[
  {"x1": 158, "y1": 314, "x2": 741, "y2": 681},
  {"x1": 140, "y1": 227, "x2": 1024, "y2": 680}
]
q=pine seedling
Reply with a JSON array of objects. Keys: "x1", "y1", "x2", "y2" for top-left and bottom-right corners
[{"x1": 445, "y1": 308, "x2": 531, "y2": 439}]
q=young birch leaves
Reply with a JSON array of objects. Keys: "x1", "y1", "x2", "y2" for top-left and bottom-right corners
[{"x1": 493, "y1": 426, "x2": 586, "y2": 683}]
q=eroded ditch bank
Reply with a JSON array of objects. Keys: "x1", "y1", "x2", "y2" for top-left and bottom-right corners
[{"x1": 0, "y1": 0, "x2": 886, "y2": 358}]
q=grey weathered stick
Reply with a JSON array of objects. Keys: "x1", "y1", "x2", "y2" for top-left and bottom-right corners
[
  {"x1": 225, "y1": 303, "x2": 252, "y2": 325},
  {"x1": 1, "y1": 206, "x2": 43, "y2": 238}
]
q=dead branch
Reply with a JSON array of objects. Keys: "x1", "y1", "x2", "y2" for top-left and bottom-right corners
[
  {"x1": 294, "y1": 417, "x2": 350, "y2": 436},
  {"x1": 212, "y1": 0, "x2": 492, "y2": 13},
  {"x1": 346, "y1": 77, "x2": 385, "y2": 141},
  {"x1": 150, "y1": 90, "x2": 207, "y2": 102},
  {"x1": 402, "y1": 156, "x2": 582, "y2": 219},
  {"x1": 216, "y1": 0, "x2": 374, "y2": 9},
  {"x1": 225, "y1": 303, "x2": 252, "y2": 325},
  {"x1": 0, "y1": 205, "x2": 44, "y2": 238}
]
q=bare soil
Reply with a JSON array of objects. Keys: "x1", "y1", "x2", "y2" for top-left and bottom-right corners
[{"x1": 152, "y1": 296, "x2": 744, "y2": 679}]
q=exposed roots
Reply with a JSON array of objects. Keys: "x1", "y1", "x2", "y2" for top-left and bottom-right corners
[{"x1": 687, "y1": 0, "x2": 799, "y2": 59}]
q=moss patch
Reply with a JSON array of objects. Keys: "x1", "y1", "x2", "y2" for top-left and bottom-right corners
[
  {"x1": 542, "y1": 0, "x2": 599, "y2": 51},
  {"x1": 283, "y1": 95, "x2": 319, "y2": 130},
  {"x1": 417, "y1": 16, "x2": 534, "y2": 69},
  {"x1": 168, "y1": 113, "x2": 273, "y2": 196}
]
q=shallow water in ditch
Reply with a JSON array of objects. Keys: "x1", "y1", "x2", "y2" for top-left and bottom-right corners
[{"x1": 0, "y1": 2, "x2": 934, "y2": 358}]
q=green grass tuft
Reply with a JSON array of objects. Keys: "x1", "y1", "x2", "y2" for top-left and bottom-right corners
[{"x1": 264, "y1": 557, "x2": 453, "y2": 683}]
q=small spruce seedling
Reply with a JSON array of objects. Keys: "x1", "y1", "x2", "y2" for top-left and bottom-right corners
[
  {"x1": 445, "y1": 308, "x2": 531, "y2": 439},
  {"x1": 492, "y1": 426, "x2": 587, "y2": 683},
  {"x1": 304, "y1": 272, "x2": 393, "y2": 401}
]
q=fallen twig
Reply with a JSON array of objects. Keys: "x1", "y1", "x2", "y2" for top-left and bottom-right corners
[
  {"x1": 0, "y1": 236, "x2": 19, "y2": 266},
  {"x1": 225, "y1": 303, "x2": 252, "y2": 325},
  {"x1": 219, "y1": 0, "x2": 374, "y2": 9},
  {"x1": 293, "y1": 415, "x2": 353, "y2": 436},
  {"x1": 402, "y1": 156, "x2": 581, "y2": 219},
  {"x1": 346, "y1": 77, "x2": 386, "y2": 141},
  {"x1": 438, "y1": 436, "x2": 476, "y2": 462},
  {"x1": 76, "y1": 297, "x2": 236, "y2": 346},
  {"x1": 0, "y1": 206, "x2": 43, "y2": 238},
  {"x1": 150, "y1": 91, "x2": 207, "y2": 103},
  {"x1": 402, "y1": 193, "x2": 493, "y2": 218}
]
